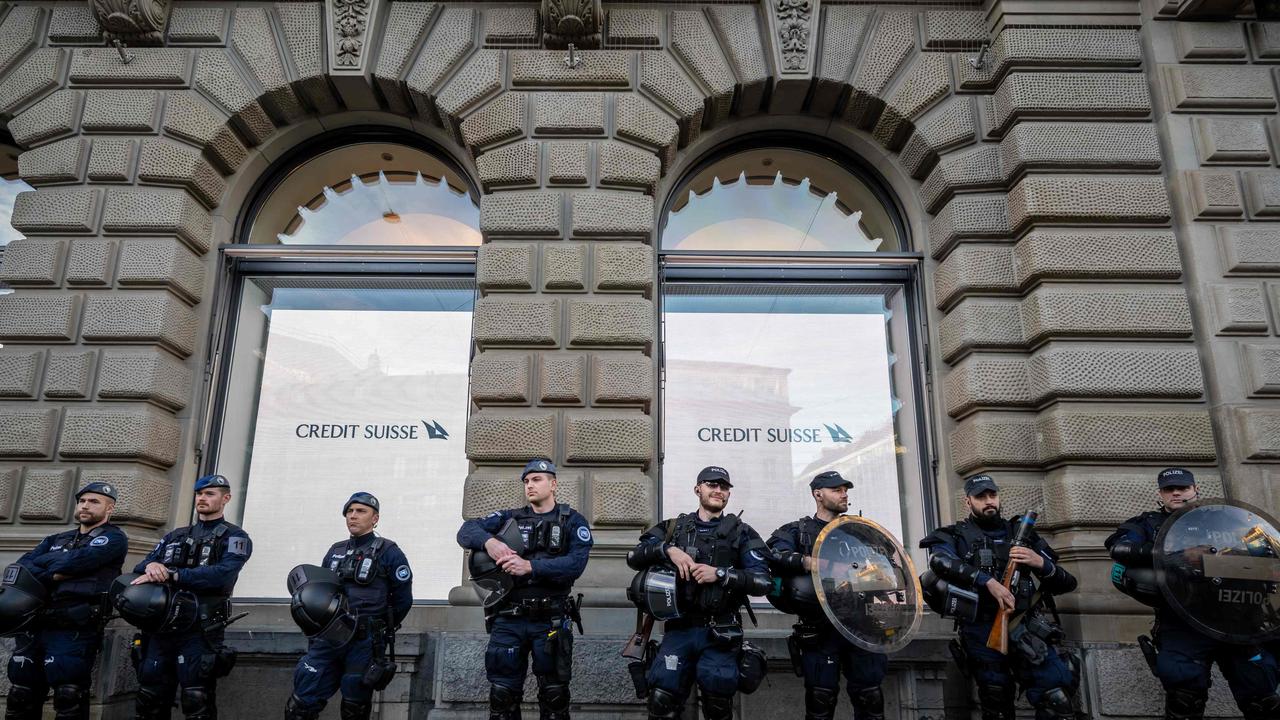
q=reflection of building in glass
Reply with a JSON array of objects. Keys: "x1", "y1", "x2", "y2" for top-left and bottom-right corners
[{"x1": 800, "y1": 421, "x2": 900, "y2": 533}]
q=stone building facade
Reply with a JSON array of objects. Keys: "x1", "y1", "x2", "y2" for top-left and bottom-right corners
[{"x1": 0, "y1": 0, "x2": 1277, "y2": 716}]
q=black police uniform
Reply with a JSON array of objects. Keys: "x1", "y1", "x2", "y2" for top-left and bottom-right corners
[
  {"x1": 456, "y1": 459, "x2": 593, "y2": 720},
  {"x1": 920, "y1": 475, "x2": 1078, "y2": 720},
  {"x1": 286, "y1": 492, "x2": 413, "y2": 720},
  {"x1": 626, "y1": 466, "x2": 772, "y2": 720},
  {"x1": 7, "y1": 481, "x2": 128, "y2": 720},
  {"x1": 1105, "y1": 468, "x2": 1280, "y2": 720},
  {"x1": 767, "y1": 471, "x2": 887, "y2": 720},
  {"x1": 132, "y1": 475, "x2": 252, "y2": 720}
]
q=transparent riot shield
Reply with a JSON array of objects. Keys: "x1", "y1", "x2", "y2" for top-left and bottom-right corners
[
  {"x1": 810, "y1": 515, "x2": 923, "y2": 653},
  {"x1": 1154, "y1": 499, "x2": 1280, "y2": 645}
]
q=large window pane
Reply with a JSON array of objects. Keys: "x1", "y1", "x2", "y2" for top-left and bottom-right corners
[{"x1": 216, "y1": 277, "x2": 473, "y2": 600}]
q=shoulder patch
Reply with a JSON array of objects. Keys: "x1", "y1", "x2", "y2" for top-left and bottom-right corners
[
  {"x1": 487, "y1": 510, "x2": 502, "y2": 519},
  {"x1": 227, "y1": 537, "x2": 250, "y2": 556},
  {"x1": 749, "y1": 549, "x2": 764, "y2": 561},
  {"x1": 90, "y1": 536, "x2": 110, "y2": 547},
  {"x1": 395, "y1": 565, "x2": 412, "y2": 582},
  {"x1": 576, "y1": 526, "x2": 592, "y2": 543}
]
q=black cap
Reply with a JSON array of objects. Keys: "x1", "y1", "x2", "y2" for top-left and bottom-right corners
[
  {"x1": 343, "y1": 492, "x2": 380, "y2": 515},
  {"x1": 696, "y1": 466, "x2": 732, "y2": 487},
  {"x1": 810, "y1": 470, "x2": 852, "y2": 491},
  {"x1": 75, "y1": 481, "x2": 118, "y2": 502},
  {"x1": 521, "y1": 458, "x2": 557, "y2": 480},
  {"x1": 1157, "y1": 467, "x2": 1196, "y2": 489},
  {"x1": 963, "y1": 474, "x2": 999, "y2": 497}
]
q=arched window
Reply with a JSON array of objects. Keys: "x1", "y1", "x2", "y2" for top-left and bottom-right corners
[{"x1": 0, "y1": 134, "x2": 33, "y2": 281}]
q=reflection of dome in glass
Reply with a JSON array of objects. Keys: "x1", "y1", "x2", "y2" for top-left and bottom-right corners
[
  {"x1": 664, "y1": 172, "x2": 883, "y2": 252},
  {"x1": 279, "y1": 171, "x2": 481, "y2": 246}
]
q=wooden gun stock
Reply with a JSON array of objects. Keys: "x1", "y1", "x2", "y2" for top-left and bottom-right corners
[
  {"x1": 985, "y1": 510, "x2": 1039, "y2": 654},
  {"x1": 621, "y1": 613, "x2": 654, "y2": 660}
]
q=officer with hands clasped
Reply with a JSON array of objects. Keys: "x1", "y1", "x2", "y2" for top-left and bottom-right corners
[
  {"x1": 286, "y1": 492, "x2": 412, "y2": 720},
  {"x1": 920, "y1": 474, "x2": 1078, "y2": 720},
  {"x1": 627, "y1": 466, "x2": 772, "y2": 720},
  {"x1": 4, "y1": 481, "x2": 128, "y2": 720},
  {"x1": 767, "y1": 470, "x2": 888, "y2": 720},
  {"x1": 1105, "y1": 468, "x2": 1280, "y2": 719},
  {"x1": 130, "y1": 474, "x2": 253, "y2": 720},
  {"x1": 456, "y1": 459, "x2": 592, "y2": 720}
]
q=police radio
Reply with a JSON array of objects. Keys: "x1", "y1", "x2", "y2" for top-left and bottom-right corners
[{"x1": 356, "y1": 556, "x2": 375, "y2": 584}]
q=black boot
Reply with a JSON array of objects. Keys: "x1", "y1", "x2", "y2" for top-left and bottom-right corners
[
  {"x1": 1166, "y1": 687, "x2": 1208, "y2": 720},
  {"x1": 1034, "y1": 687, "x2": 1074, "y2": 720},
  {"x1": 5, "y1": 683, "x2": 44, "y2": 720},
  {"x1": 52, "y1": 684, "x2": 89, "y2": 720},
  {"x1": 283, "y1": 695, "x2": 321, "y2": 720},
  {"x1": 180, "y1": 686, "x2": 215, "y2": 720},
  {"x1": 490, "y1": 684, "x2": 523, "y2": 720},
  {"x1": 976, "y1": 683, "x2": 1015, "y2": 720},
  {"x1": 536, "y1": 679, "x2": 571, "y2": 720},
  {"x1": 136, "y1": 685, "x2": 175, "y2": 720},
  {"x1": 804, "y1": 686, "x2": 838, "y2": 720},
  {"x1": 647, "y1": 688, "x2": 684, "y2": 720},
  {"x1": 699, "y1": 692, "x2": 734, "y2": 720},
  {"x1": 849, "y1": 686, "x2": 885, "y2": 720},
  {"x1": 339, "y1": 699, "x2": 372, "y2": 720}
]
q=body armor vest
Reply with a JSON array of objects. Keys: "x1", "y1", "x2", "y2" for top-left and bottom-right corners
[
  {"x1": 954, "y1": 519, "x2": 1036, "y2": 618},
  {"x1": 671, "y1": 513, "x2": 745, "y2": 615},
  {"x1": 162, "y1": 524, "x2": 228, "y2": 570},
  {"x1": 47, "y1": 526, "x2": 115, "y2": 601},
  {"x1": 508, "y1": 505, "x2": 573, "y2": 601},
  {"x1": 326, "y1": 536, "x2": 390, "y2": 617}
]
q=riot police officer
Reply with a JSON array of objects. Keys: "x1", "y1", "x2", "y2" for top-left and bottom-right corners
[
  {"x1": 130, "y1": 474, "x2": 253, "y2": 720},
  {"x1": 456, "y1": 459, "x2": 592, "y2": 720},
  {"x1": 1105, "y1": 468, "x2": 1280, "y2": 719},
  {"x1": 285, "y1": 492, "x2": 412, "y2": 720},
  {"x1": 767, "y1": 470, "x2": 888, "y2": 720},
  {"x1": 626, "y1": 466, "x2": 772, "y2": 720},
  {"x1": 5, "y1": 481, "x2": 128, "y2": 719},
  {"x1": 920, "y1": 474, "x2": 1078, "y2": 720}
]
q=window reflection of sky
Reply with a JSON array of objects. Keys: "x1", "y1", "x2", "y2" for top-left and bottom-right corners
[
  {"x1": 0, "y1": 176, "x2": 32, "y2": 247},
  {"x1": 279, "y1": 172, "x2": 480, "y2": 246}
]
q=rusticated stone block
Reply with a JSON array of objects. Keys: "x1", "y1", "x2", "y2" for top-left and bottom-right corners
[
  {"x1": 18, "y1": 137, "x2": 85, "y2": 184},
  {"x1": 590, "y1": 470, "x2": 652, "y2": 526},
  {"x1": 958, "y1": 27, "x2": 1142, "y2": 91},
  {"x1": 460, "y1": 93, "x2": 527, "y2": 152},
  {"x1": 638, "y1": 51, "x2": 704, "y2": 145},
  {"x1": 922, "y1": 10, "x2": 985, "y2": 50},
  {"x1": 1221, "y1": 227, "x2": 1280, "y2": 274},
  {"x1": 1176, "y1": 22, "x2": 1247, "y2": 61},
  {"x1": 0, "y1": 49, "x2": 65, "y2": 119},
  {"x1": 371, "y1": 3, "x2": 438, "y2": 113},
  {"x1": 0, "y1": 295, "x2": 80, "y2": 342},
  {"x1": 564, "y1": 410, "x2": 652, "y2": 465},
  {"x1": 546, "y1": 142, "x2": 589, "y2": 186},
  {"x1": 470, "y1": 352, "x2": 532, "y2": 405},
  {"x1": 1194, "y1": 117, "x2": 1270, "y2": 165},
  {"x1": 476, "y1": 141, "x2": 539, "y2": 191},
  {"x1": 944, "y1": 357, "x2": 1032, "y2": 417},
  {"x1": 571, "y1": 192, "x2": 653, "y2": 238},
  {"x1": 949, "y1": 414, "x2": 1040, "y2": 473},
  {"x1": 480, "y1": 191, "x2": 561, "y2": 237},
  {"x1": 1, "y1": 6, "x2": 42, "y2": 65},
  {"x1": 79, "y1": 465, "x2": 171, "y2": 526},
  {"x1": 1252, "y1": 22, "x2": 1280, "y2": 61},
  {"x1": 706, "y1": 5, "x2": 768, "y2": 115},
  {"x1": 81, "y1": 293, "x2": 199, "y2": 356},
  {"x1": 900, "y1": 96, "x2": 977, "y2": 179},
  {"x1": 19, "y1": 468, "x2": 73, "y2": 521},
  {"x1": 999, "y1": 123, "x2": 1161, "y2": 180},
  {"x1": 59, "y1": 405, "x2": 182, "y2": 467},
  {"x1": 811, "y1": 5, "x2": 870, "y2": 115},
  {"x1": 0, "y1": 408, "x2": 59, "y2": 458},
  {"x1": 1185, "y1": 170, "x2": 1244, "y2": 219},
  {"x1": 65, "y1": 239, "x2": 115, "y2": 286},
  {"x1": 167, "y1": 6, "x2": 228, "y2": 44},
  {"x1": 404, "y1": 8, "x2": 478, "y2": 114},
  {"x1": 614, "y1": 94, "x2": 677, "y2": 172},
  {"x1": 1244, "y1": 171, "x2": 1280, "y2": 218},
  {"x1": 1026, "y1": 346, "x2": 1202, "y2": 403},
  {"x1": 927, "y1": 195, "x2": 1010, "y2": 260},
  {"x1": 934, "y1": 245, "x2": 1016, "y2": 309},
  {"x1": 69, "y1": 48, "x2": 190, "y2": 86},
  {"x1": 592, "y1": 353, "x2": 653, "y2": 405},
  {"x1": 1012, "y1": 230, "x2": 1181, "y2": 287},
  {"x1": 83, "y1": 90, "x2": 159, "y2": 133},
  {"x1": 44, "y1": 350, "x2": 96, "y2": 399},
  {"x1": 533, "y1": 93, "x2": 605, "y2": 136},
  {"x1": 1019, "y1": 288, "x2": 1192, "y2": 345},
  {"x1": 465, "y1": 410, "x2": 556, "y2": 462},
  {"x1": 1234, "y1": 407, "x2": 1280, "y2": 460},
  {"x1": 598, "y1": 142, "x2": 660, "y2": 192},
  {"x1": 511, "y1": 51, "x2": 630, "y2": 88},
  {"x1": 483, "y1": 6, "x2": 538, "y2": 46},
  {"x1": 1212, "y1": 283, "x2": 1269, "y2": 334},
  {"x1": 669, "y1": 11, "x2": 734, "y2": 123},
  {"x1": 162, "y1": 91, "x2": 247, "y2": 174},
  {"x1": 87, "y1": 138, "x2": 136, "y2": 182},
  {"x1": 275, "y1": 3, "x2": 339, "y2": 115},
  {"x1": 0, "y1": 467, "x2": 17, "y2": 520},
  {"x1": 874, "y1": 53, "x2": 952, "y2": 150},
  {"x1": 192, "y1": 50, "x2": 273, "y2": 145},
  {"x1": 567, "y1": 297, "x2": 654, "y2": 347},
  {"x1": 434, "y1": 50, "x2": 503, "y2": 132},
  {"x1": 8, "y1": 90, "x2": 81, "y2": 147},
  {"x1": 1162, "y1": 65, "x2": 1276, "y2": 112},
  {"x1": 229, "y1": 8, "x2": 305, "y2": 124},
  {"x1": 462, "y1": 467, "x2": 527, "y2": 518},
  {"x1": 1242, "y1": 343, "x2": 1280, "y2": 396},
  {"x1": 920, "y1": 146, "x2": 1001, "y2": 214},
  {"x1": 117, "y1": 239, "x2": 205, "y2": 303},
  {"x1": 0, "y1": 350, "x2": 43, "y2": 398},
  {"x1": 1040, "y1": 468, "x2": 1223, "y2": 531},
  {"x1": 472, "y1": 297, "x2": 560, "y2": 347},
  {"x1": 607, "y1": 9, "x2": 661, "y2": 47},
  {"x1": 846, "y1": 10, "x2": 914, "y2": 127},
  {"x1": 98, "y1": 348, "x2": 192, "y2": 410},
  {"x1": 0, "y1": 239, "x2": 65, "y2": 286},
  {"x1": 543, "y1": 244, "x2": 588, "y2": 291},
  {"x1": 136, "y1": 138, "x2": 225, "y2": 209},
  {"x1": 476, "y1": 242, "x2": 536, "y2": 291},
  {"x1": 11, "y1": 188, "x2": 98, "y2": 235},
  {"x1": 101, "y1": 188, "x2": 213, "y2": 253},
  {"x1": 984, "y1": 72, "x2": 1150, "y2": 137},
  {"x1": 1007, "y1": 176, "x2": 1170, "y2": 231},
  {"x1": 540, "y1": 353, "x2": 586, "y2": 404},
  {"x1": 594, "y1": 243, "x2": 653, "y2": 293},
  {"x1": 938, "y1": 301, "x2": 1024, "y2": 361}
]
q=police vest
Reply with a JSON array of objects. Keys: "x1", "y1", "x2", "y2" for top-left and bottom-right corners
[
  {"x1": 326, "y1": 536, "x2": 393, "y2": 617},
  {"x1": 508, "y1": 505, "x2": 573, "y2": 601},
  {"x1": 670, "y1": 513, "x2": 748, "y2": 615},
  {"x1": 953, "y1": 518, "x2": 1037, "y2": 617},
  {"x1": 162, "y1": 523, "x2": 229, "y2": 570},
  {"x1": 47, "y1": 526, "x2": 115, "y2": 601}
]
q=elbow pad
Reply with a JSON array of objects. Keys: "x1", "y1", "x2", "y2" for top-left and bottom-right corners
[
  {"x1": 1042, "y1": 564, "x2": 1078, "y2": 595},
  {"x1": 721, "y1": 568, "x2": 772, "y2": 596},
  {"x1": 626, "y1": 542, "x2": 666, "y2": 570},
  {"x1": 1108, "y1": 540, "x2": 1154, "y2": 567},
  {"x1": 772, "y1": 550, "x2": 806, "y2": 574},
  {"x1": 929, "y1": 553, "x2": 981, "y2": 589}
]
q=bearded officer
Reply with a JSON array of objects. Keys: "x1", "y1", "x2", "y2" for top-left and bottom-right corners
[
  {"x1": 920, "y1": 474, "x2": 1078, "y2": 720},
  {"x1": 130, "y1": 474, "x2": 253, "y2": 720},
  {"x1": 456, "y1": 459, "x2": 592, "y2": 720},
  {"x1": 285, "y1": 492, "x2": 412, "y2": 720},
  {"x1": 767, "y1": 470, "x2": 888, "y2": 720},
  {"x1": 1105, "y1": 468, "x2": 1280, "y2": 719},
  {"x1": 5, "y1": 481, "x2": 127, "y2": 720},
  {"x1": 626, "y1": 466, "x2": 772, "y2": 720}
]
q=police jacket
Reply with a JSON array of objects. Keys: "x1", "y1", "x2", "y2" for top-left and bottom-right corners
[
  {"x1": 766, "y1": 515, "x2": 828, "y2": 620},
  {"x1": 457, "y1": 503, "x2": 593, "y2": 602},
  {"x1": 322, "y1": 531, "x2": 412, "y2": 626},
  {"x1": 135, "y1": 518, "x2": 252, "y2": 600},
  {"x1": 920, "y1": 514, "x2": 1076, "y2": 624},
  {"x1": 1105, "y1": 509, "x2": 1178, "y2": 618},
  {"x1": 629, "y1": 512, "x2": 771, "y2": 618},
  {"x1": 18, "y1": 523, "x2": 128, "y2": 603}
]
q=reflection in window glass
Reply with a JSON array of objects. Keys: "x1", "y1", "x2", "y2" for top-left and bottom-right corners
[
  {"x1": 216, "y1": 277, "x2": 474, "y2": 600},
  {"x1": 662, "y1": 284, "x2": 920, "y2": 550},
  {"x1": 0, "y1": 176, "x2": 30, "y2": 249}
]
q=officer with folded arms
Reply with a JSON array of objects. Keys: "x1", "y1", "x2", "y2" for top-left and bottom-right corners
[
  {"x1": 129, "y1": 474, "x2": 253, "y2": 720},
  {"x1": 626, "y1": 466, "x2": 772, "y2": 720},
  {"x1": 456, "y1": 459, "x2": 592, "y2": 720},
  {"x1": 3, "y1": 481, "x2": 127, "y2": 720},
  {"x1": 767, "y1": 470, "x2": 888, "y2": 720},
  {"x1": 1105, "y1": 468, "x2": 1280, "y2": 719},
  {"x1": 286, "y1": 492, "x2": 412, "y2": 720}
]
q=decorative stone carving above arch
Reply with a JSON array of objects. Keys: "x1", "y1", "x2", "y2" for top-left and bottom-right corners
[{"x1": 87, "y1": 0, "x2": 171, "y2": 45}]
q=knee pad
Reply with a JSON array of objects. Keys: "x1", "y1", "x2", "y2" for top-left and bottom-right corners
[
  {"x1": 180, "y1": 686, "x2": 214, "y2": 720},
  {"x1": 536, "y1": 680, "x2": 570, "y2": 717},
  {"x1": 1034, "y1": 688, "x2": 1074, "y2": 720},
  {"x1": 284, "y1": 694, "x2": 322, "y2": 720},
  {"x1": 135, "y1": 685, "x2": 173, "y2": 720},
  {"x1": 1242, "y1": 693, "x2": 1280, "y2": 720},
  {"x1": 339, "y1": 699, "x2": 372, "y2": 720},
  {"x1": 6, "y1": 683, "x2": 45, "y2": 719},
  {"x1": 849, "y1": 685, "x2": 885, "y2": 719},
  {"x1": 489, "y1": 684, "x2": 522, "y2": 720},
  {"x1": 647, "y1": 687, "x2": 684, "y2": 720},
  {"x1": 805, "y1": 686, "x2": 839, "y2": 720},
  {"x1": 698, "y1": 692, "x2": 733, "y2": 720},
  {"x1": 1166, "y1": 686, "x2": 1208, "y2": 720},
  {"x1": 976, "y1": 683, "x2": 1015, "y2": 720},
  {"x1": 52, "y1": 684, "x2": 88, "y2": 719}
]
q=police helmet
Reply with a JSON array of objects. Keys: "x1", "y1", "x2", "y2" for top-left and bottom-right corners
[
  {"x1": 0, "y1": 564, "x2": 48, "y2": 636},
  {"x1": 286, "y1": 565, "x2": 356, "y2": 644},
  {"x1": 766, "y1": 572, "x2": 820, "y2": 616},
  {"x1": 468, "y1": 549, "x2": 515, "y2": 609},
  {"x1": 110, "y1": 574, "x2": 199, "y2": 634},
  {"x1": 627, "y1": 566, "x2": 681, "y2": 621}
]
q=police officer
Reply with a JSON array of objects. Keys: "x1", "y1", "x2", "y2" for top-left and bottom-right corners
[
  {"x1": 1105, "y1": 468, "x2": 1280, "y2": 719},
  {"x1": 456, "y1": 459, "x2": 593, "y2": 720},
  {"x1": 131, "y1": 474, "x2": 253, "y2": 720},
  {"x1": 920, "y1": 474, "x2": 1078, "y2": 720},
  {"x1": 6, "y1": 481, "x2": 128, "y2": 720},
  {"x1": 767, "y1": 470, "x2": 888, "y2": 720},
  {"x1": 626, "y1": 466, "x2": 772, "y2": 720},
  {"x1": 285, "y1": 492, "x2": 412, "y2": 720}
]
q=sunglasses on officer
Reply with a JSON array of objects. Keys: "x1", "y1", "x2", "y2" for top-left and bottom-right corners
[{"x1": 698, "y1": 480, "x2": 731, "y2": 492}]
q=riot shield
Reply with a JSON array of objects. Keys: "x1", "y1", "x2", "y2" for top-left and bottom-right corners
[
  {"x1": 810, "y1": 515, "x2": 923, "y2": 654},
  {"x1": 1154, "y1": 498, "x2": 1280, "y2": 645}
]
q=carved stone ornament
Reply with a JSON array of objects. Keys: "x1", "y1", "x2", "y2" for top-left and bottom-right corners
[
  {"x1": 88, "y1": 0, "x2": 171, "y2": 45},
  {"x1": 332, "y1": 0, "x2": 371, "y2": 67},
  {"x1": 542, "y1": 0, "x2": 603, "y2": 49},
  {"x1": 775, "y1": 0, "x2": 811, "y2": 71}
]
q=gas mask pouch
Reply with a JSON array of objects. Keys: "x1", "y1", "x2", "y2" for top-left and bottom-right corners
[{"x1": 708, "y1": 623, "x2": 743, "y2": 647}]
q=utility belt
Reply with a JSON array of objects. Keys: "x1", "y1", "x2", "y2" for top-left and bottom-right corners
[
  {"x1": 196, "y1": 597, "x2": 232, "y2": 633},
  {"x1": 665, "y1": 609, "x2": 742, "y2": 638},
  {"x1": 493, "y1": 596, "x2": 570, "y2": 621},
  {"x1": 40, "y1": 596, "x2": 107, "y2": 631},
  {"x1": 354, "y1": 615, "x2": 388, "y2": 639}
]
